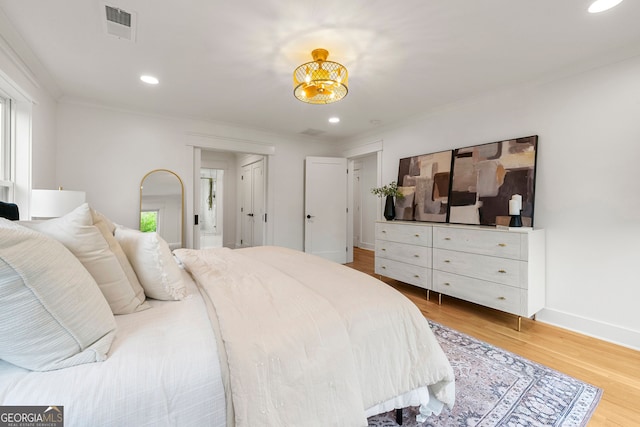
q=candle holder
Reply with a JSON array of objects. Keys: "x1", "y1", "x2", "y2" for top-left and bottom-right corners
[{"x1": 509, "y1": 214, "x2": 523, "y2": 227}]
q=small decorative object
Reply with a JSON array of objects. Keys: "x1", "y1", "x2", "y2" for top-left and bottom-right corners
[
  {"x1": 371, "y1": 181, "x2": 404, "y2": 221},
  {"x1": 509, "y1": 194, "x2": 523, "y2": 227}
]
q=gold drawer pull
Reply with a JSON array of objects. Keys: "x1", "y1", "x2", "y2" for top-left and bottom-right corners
[
  {"x1": 381, "y1": 230, "x2": 387, "y2": 233},
  {"x1": 498, "y1": 296, "x2": 506, "y2": 300},
  {"x1": 444, "y1": 260, "x2": 451, "y2": 263},
  {"x1": 444, "y1": 237, "x2": 451, "y2": 241},
  {"x1": 414, "y1": 234, "x2": 420, "y2": 237},
  {"x1": 381, "y1": 248, "x2": 386, "y2": 251},
  {"x1": 443, "y1": 282, "x2": 451, "y2": 286},
  {"x1": 498, "y1": 269, "x2": 507, "y2": 273},
  {"x1": 381, "y1": 266, "x2": 387, "y2": 269},
  {"x1": 414, "y1": 274, "x2": 420, "y2": 278},
  {"x1": 414, "y1": 254, "x2": 420, "y2": 258},
  {"x1": 498, "y1": 243, "x2": 507, "y2": 247}
]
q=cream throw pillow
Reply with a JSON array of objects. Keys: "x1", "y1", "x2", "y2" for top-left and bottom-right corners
[
  {"x1": 0, "y1": 220, "x2": 117, "y2": 371},
  {"x1": 115, "y1": 226, "x2": 186, "y2": 300},
  {"x1": 24, "y1": 203, "x2": 149, "y2": 314},
  {"x1": 91, "y1": 208, "x2": 145, "y2": 301}
]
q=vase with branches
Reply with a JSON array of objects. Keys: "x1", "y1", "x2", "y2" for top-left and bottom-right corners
[{"x1": 371, "y1": 181, "x2": 404, "y2": 220}]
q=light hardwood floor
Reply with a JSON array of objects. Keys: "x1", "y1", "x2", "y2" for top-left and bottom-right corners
[{"x1": 346, "y1": 247, "x2": 640, "y2": 426}]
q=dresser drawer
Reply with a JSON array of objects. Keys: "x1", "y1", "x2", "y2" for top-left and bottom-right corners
[
  {"x1": 375, "y1": 222, "x2": 432, "y2": 246},
  {"x1": 433, "y1": 248, "x2": 526, "y2": 288},
  {"x1": 433, "y1": 270, "x2": 522, "y2": 315},
  {"x1": 375, "y1": 257, "x2": 431, "y2": 289},
  {"x1": 375, "y1": 240, "x2": 431, "y2": 268},
  {"x1": 433, "y1": 227, "x2": 523, "y2": 259}
]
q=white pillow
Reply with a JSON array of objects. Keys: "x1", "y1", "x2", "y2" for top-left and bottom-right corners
[
  {"x1": 91, "y1": 208, "x2": 145, "y2": 300},
  {"x1": 23, "y1": 203, "x2": 149, "y2": 314},
  {"x1": 0, "y1": 219, "x2": 117, "y2": 371},
  {"x1": 115, "y1": 226, "x2": 186, "y2": 301}
]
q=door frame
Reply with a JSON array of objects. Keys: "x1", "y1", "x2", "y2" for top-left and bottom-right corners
[{"x1": 189, "y1": 135, "x2": 274, "y2": 249}]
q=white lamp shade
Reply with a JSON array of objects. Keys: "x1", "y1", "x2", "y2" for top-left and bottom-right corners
[{"x1": 31, "y1": 189, "x2": 86, "y2": 218}]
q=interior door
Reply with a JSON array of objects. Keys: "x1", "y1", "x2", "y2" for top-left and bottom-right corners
[
  {"x1": 304, "y1": 156, "x2": 347, "y2": 263},
  {"x1": 240, "y1": 158, "x2": 265, "y2": 247},
  {"x1": 240, "y1": 163, "x2": 252, "y2": 247},
  {"x1": 252, "y1": 160, "x2": 264, "y2": 245}
]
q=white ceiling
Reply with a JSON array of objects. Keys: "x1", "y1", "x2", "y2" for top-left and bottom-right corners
[{"x1": 1, "y1": 0, "x2": 640, "y2": 142}]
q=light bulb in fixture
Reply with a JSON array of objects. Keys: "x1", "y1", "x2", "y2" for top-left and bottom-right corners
[
  {"x1": 588, "y1": 0, "x2": 623, "y2": 13},
  {"x1": 140, "y1": 75, "x2": 159, "y2": 85},
  {"x1": 328, "y1": 117, "x2": 340, "y2": 124}
]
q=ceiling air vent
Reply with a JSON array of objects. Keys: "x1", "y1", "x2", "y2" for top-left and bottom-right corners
[
  {"x1": 300, "y1": 128, "x2": 326, "y2": 137},
  {"x1": 102, "y1": 4, "x2": 137, "y2": 41}
]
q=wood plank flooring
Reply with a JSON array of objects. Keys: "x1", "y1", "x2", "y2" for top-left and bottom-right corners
[{"x1": 346, "y1": 247, "x2": 640, "y2": 426}]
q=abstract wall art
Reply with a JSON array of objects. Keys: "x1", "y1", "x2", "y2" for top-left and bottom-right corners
[
  {"x1": 396, "y1": 150, "x2": 453, "y2": 223},
  {"x1": 449, "y1": 135, "x2": 538, "y2": 227}
]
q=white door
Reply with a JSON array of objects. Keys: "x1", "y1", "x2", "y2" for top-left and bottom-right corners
[
  {"x1": 240, "y1": 164, "x2": 252, "y2": 247},
  {"x1": 252, "y1": 160, "x2": 265, "y2": 244},
  {"x1": 304, "y1": 156, "x2": 347, "y2": 263},
  {"x1": 240, "y1": 159, "x2": 265, "y2": 247}
]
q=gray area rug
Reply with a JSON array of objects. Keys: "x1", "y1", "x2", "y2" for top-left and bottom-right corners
[{"x1": 368, "y1": 321, "x2": 602, "y2": 426}]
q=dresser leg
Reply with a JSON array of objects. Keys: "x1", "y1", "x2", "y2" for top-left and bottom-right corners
[
  {"x1": 438, "y1": 293, "x2": 442, "y2": 305},
  {"x1": 517, "y1": 316, "x2": 522, "y2": 332},
  {"x1": 426, "y1": 289, "x2": 430, "y2": 300}
]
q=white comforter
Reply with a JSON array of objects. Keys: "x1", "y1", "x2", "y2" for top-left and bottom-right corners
[
  {"x1": 0, "y1": 271, "x2": 227, "y2": 427},
  {"x1": 174, "y1": 246, "x2": 455, "y2": 427}
]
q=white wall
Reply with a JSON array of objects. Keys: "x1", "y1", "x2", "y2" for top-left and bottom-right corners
[
  {"x1": 55, "y1": 101, "x2": 341, "y2": 251},
  {"x1": 342, "y1": 55, "x2": 640, "y2": 350}
]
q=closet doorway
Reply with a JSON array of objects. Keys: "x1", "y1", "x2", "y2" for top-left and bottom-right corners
[{"x1": 199, "y1": 168, "x2": 224, "y2": 248}]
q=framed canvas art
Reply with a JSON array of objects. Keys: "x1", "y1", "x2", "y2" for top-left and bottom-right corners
[
  {"x1": 449, "y1": 135, "x2": 538, "y2": 227},
  {"x1": 396, "y1": 150, "x2": 453, "y2": 222}
]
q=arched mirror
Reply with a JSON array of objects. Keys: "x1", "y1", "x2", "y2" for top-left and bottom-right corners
[{"x1": 140, "y1": 169, "x2": 184, "y2": 249}]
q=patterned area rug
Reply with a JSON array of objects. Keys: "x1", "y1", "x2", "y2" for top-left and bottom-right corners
[{"x1": 368, "y1": 322, "x2": 602, "y2": 427}]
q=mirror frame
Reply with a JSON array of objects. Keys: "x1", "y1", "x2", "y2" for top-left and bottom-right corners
[{"x1": 140, "y1": 169, "x2": 185, "y2": 248}]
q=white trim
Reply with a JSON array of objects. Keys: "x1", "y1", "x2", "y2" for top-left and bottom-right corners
[
  {"x1": 342, "y1": 139, "x2": 383, "y2": 159},
  {"x1": 187, "y1": 132, "x2": 276, "y2": 155},
  {"x1": 0, "y1": 34, "x2": 40, "y2": 93},
  {"x1": 537, "y1": 308, "x2": 640, "y2": 351}
]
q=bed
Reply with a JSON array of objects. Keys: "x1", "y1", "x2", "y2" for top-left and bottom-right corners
[{"x1": 0, "y1": 204, "x2": 455, "y2": 426}]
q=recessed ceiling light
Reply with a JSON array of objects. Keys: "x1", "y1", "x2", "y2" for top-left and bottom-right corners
[
  {"x1": 588, "y1": 0, "x2": 623, "y2": 13},
  {"x1": 140, "y1": 75, "x2": 159, "y2": 85},
  {"x1": 328, "y1": 117, "x2": 340, "y2": 124}
]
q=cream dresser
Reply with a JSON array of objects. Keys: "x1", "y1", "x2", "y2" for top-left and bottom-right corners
[
  {"x1": 375, "y1": 221, "x2": 433, "y2": 292},
  {"x1": 375, "y1": 221, "x2": 545, "y2": 330}
]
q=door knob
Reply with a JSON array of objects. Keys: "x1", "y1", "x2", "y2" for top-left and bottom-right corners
[{"x1": 306, "y1": 214, "x2": 314, "y2": 219}]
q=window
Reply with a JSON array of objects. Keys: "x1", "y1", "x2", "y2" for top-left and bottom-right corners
[
  {"x1": 140, "y1": 210, "x2": 159, "y2": 232},
  {"x1": 0, "y1": 94, "x2": 13, "y2": 202}
]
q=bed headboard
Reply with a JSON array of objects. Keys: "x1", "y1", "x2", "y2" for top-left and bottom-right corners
[{"x1": 0, "y1": 201, "x2": 19, "y2": 220}]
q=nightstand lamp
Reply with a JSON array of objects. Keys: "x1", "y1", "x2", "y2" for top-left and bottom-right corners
[{"x1": 31, "y1": 188, "x2": 86, "y2": 219}]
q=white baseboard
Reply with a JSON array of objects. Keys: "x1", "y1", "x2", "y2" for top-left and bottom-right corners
[
  {"x1": 356, "y1": 242, "x2": 375, "y2": 251},
  {"x1": 536, "y1": 308, "x2": 640, "y2": 351}
]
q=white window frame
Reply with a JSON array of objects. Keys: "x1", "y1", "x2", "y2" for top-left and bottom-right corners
[
  {"x1": 0, "y1": 69, "x2": 33, "y2": 216},
  {"x1": 0, "y1": 92, "x2": 14, "y2": 202}
]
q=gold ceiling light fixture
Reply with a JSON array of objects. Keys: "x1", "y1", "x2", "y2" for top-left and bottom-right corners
[{"x1": 293, "y1": 48, "x2": 348, "y2": 104}]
